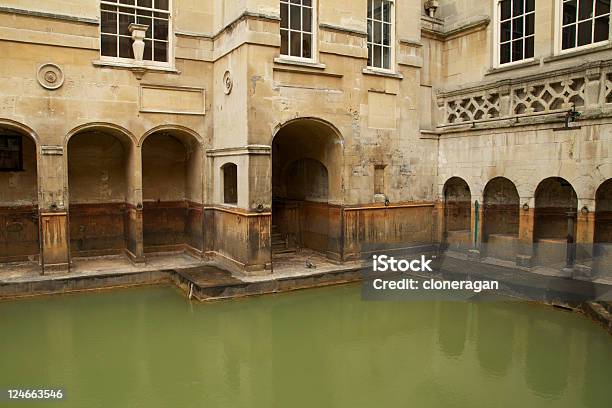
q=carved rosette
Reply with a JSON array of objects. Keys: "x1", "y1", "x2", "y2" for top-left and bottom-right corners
[
  {"x1": 37, "y1": 63, "x2": 64, "y2": 90},
  {"x1": 223, "y1": 71, "x2": 233, "y2": 95}
]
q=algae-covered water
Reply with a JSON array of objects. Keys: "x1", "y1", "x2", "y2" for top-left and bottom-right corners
[{"x1": 0, "y1": 285, "x2": 610, "y2": 407}]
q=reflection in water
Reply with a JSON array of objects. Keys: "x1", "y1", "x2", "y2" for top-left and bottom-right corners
[
  {"x1": 525, "y1": 313, "x2": 570, "y2": 399},
  {"x1": 0, "y1": 285, "x2": 610, "y2": 408},
  {"x1": 437, "y1": 302, "x2": 468, "y2": 358},
  {"x1": 476, "y1": 303, "x2": 515, "y2": 377}
]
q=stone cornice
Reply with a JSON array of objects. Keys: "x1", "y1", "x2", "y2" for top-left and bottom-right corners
[
  {"x1": 319, "y1": 23, "x2": 367, "y2": 37},
  {"x1": 206, "y1": 145, "x2": 271, "y2": 157},
  {"x1": 421, "y1": 16, "x2": 490, "y2": 41},
  {"x1": 0, "y1": 6, "x2": 98, "y2": 25},
  {"x1": 437, "y1": 59, "x2": 612, "y2": 98}
]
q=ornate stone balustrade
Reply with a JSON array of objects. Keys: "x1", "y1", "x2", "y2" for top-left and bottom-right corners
[{"x1": 436, "y1": 60, "x2": 612, "y2": 129}]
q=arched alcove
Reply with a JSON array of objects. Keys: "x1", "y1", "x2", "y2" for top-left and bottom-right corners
[
  {"x1": 483, "y1": 177, "x2": 520, "y2": 260},
  {"x1": 0, "y1": 126, "x2": 39, "y2": 263},
  {"x1": 141, "y1": 129, "x2": 203, "y2": 254},
  {"x1": 272, "y1": 118, "x2": 342, "y2": 257}
]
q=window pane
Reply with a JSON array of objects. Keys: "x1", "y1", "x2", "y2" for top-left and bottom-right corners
[
  {"x1": 119, "y1": 13, "x2": 134, "y2": 36},
  {"x1": 302, "y1": 7, "x2": 311, "y2": 33},
  {"x1": 563, "y1": 1, "x2": 578, "y2": 24},
  {"x1": 367, "y1": 20, "x2": 372, "y2": 42},
  {"x1": 119, "y1": 36, "x2": 133, "y2": 58},
  {"x1": 595, "y1": 0, "x2": 611, "y2": 16},
  {"x1": 290, "y1": 31, "x2": 301, "y2": 56},
  {"x1": 120, "y1": 0, "x2": 135, "y2": 5},
  {"x1": 367, "y1": 44, "x2": 372, "y2": 66},
  {"x1": 512, "y1": 0, "x2": 524, "y2": 16},
  {"x1": 525, "y1": 36, "x2": 534, "y2": 58},
  {"x1": 500, "y1": 43, "x2": 511, "y2": 64},
  {"x1": 373, "y1": 0, "x2": 382, "y2": 20},
  {"x1": 512, "y1": 39, "x2": 523, "y2": 61},
  {"x1": 153, "y1": 41, "x2": 167, "y2": 62},
  {"x1": 501, "y1": 20, "x2": 511, "y2": 42},
  {"x1": 373, "y1": 45, "x2": 381, "y2": 67},
  {"x1": 280, "y1": 3, "x2": 288, "y2": 28},
  {"x1": 101, "y1": 35, "x2": 117, "y2": 57},
  {"x1": 374, "y1": 21, "x2": 382, "y2": 43},
  {"x1": 154, "y1": 0, "x2": 169, "y2": 11},
  {"x1": 526, "y1": 0, "x2": 535, "y2": 12},
  {"x1": 302, "y1": 0, "x2": 311, "y2": 6},
  {"x1": 382, "y1": 47, "x2": 390, "y2": 69},
  {"x1": 525, "y1": 13, "x2": 535, "y2": 35},
  {"x1": 281, "y1": 29, "x2": 289, "y2": 55},
  {"x1": 594, "y1": 15, "x2": 610, "y2": 42},
  {"x1": 144, "y1": 39, "x2": 152, "y2": 60},
  {"x1": 501, "y1": 0, "x2": 511, "y2": 20},
  {"x1": 577, "y1": 20, "x2": 593, "y2": 45},
  {"x1": 578, "y1": 0, "x2": 594, "y2": 20},
  {"x1": 138, "y1": 0, "x2": 152, "y2": 7},
  {"x1": 101, "y1": 12, "x2": 117, "y2": 34},
  {"x1": 383, "y1": 23, "x2": 391, "y2": 46},
  {"x1": 367, "y1": 0, "x2": 372, "y2": 18},
  {"x1": 512, "y1": 17, "x2": 524, "y2": 39},
  {"x1": 302, "y1": 33, "x2": 312, "y2": 59},
  {"x1": 290, "y1": 5, "x2": 301, "y2": 30},
  {"x1": 562, "y1": 25, "x2": 577, "y2": 48},
  {"x1": 382, "y1": 1, "x2": 391, "y2": 23},
  {"x1": 154, "y1": 18, "x2": 168, "y2": 40}
]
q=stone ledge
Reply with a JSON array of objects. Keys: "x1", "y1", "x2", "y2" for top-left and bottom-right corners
[
  {"x1": 0, "y1": 6, "x2": 99, "y2": 25},
  {"x1": 362, "y1": 68, "x2": 403, "y2": 79}
]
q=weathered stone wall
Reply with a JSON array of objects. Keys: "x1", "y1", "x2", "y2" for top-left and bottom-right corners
[{"x1": 0, "y1": 0, "x2": 610, "y2": 273}]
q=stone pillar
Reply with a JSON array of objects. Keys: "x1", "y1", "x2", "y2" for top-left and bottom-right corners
[
  {"x1": 468, "y1": 199, "x2": 483, "y2": 260},
  {"x1": 574, "y1": 199, "x2": 595, "y2": 279},
  {"x1": 517, "y1": 198, "x2": 535, "y2": 267},
  {"x1": 433, "y1": 200, "x2": 445, "y2": 245},
  {"x1": 125, "y1": 144, "x2": 144, "y2": 263},
  {"x1": 39, "y1": 146, "x2": 70, "y2": 273},
  {"x1": 584, "y1": 67, "x2": 602, "y2": 107}
]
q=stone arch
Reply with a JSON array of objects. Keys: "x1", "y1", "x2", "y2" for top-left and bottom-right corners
[
  {"x1": 66, "y1": 124, "x2": 137, "y2": 257},
  {"x1": 443, "y1": 177, "x2": 472, "y2": 250},
  {"x1": 594, "y1": 179, "x2": 612, "y2": 272},
  {"x1": 533, "y1": 177, "x2": 578, "y2": 267},
  {"x1": 271, "y1": 118, "x2": 343, "y2": 258},
  {"x1": 482, "y1": 177, "x2": 520, "y2": 260},
  {"x1": 0, "y1": 119, "x2": 40, "y2": 263},
  {"x1": 141, "y1": 127, "x2": 203, "y2": 254}
]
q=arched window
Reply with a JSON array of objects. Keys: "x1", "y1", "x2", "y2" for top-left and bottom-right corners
[{"x1": 222, "y1": 163, "x2": 238, "y2": 205}]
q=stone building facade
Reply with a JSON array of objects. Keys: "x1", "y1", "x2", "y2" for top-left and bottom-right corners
[{"x1": 0, "y1": 0, "x2": 610, "y2": 277}]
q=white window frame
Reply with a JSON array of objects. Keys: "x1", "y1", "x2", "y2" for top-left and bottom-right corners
[
  {"x1": 366, "y1": 0, "x2": 395, "y2": 72},
  {"x1": 493, "y1": 0, "x2": 536, "y2": 68},
  {"x1": 279, "y1": 0, "x2": 318, "y2": 63},
  {"x1": 99, "y1": 0, "x2": 174, "y2": 68},
  {"x1": 555, "y1": 0, "x2": 612, "y2": 55}
]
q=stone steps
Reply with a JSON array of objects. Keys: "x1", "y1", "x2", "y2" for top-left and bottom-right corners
[
  {"x1": 271, "y1": 225, "x2": 295, "y2": 254},
  {"x1": 582, "y1": 302, "x2": 612, "y2": 334}
]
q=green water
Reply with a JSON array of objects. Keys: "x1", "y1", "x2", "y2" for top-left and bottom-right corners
[{"x1": 0, "y1": 285, "x2": 611, "y2": 408}]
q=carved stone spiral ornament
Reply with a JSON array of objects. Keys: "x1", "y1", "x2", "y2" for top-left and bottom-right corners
[
  {"x1": 37, "y1": 63, "x2": 64, "y2": 90},
  {"x1": 223, "y1": 71, "x2": 233, "y2": 95}
]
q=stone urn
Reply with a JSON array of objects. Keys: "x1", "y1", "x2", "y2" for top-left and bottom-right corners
[
  {"x1": 128, "y1": 23, "x2": 149, "y2": 62},
  {"x1": 424, "y1": 0, "x2": 439, "y2": 17}
]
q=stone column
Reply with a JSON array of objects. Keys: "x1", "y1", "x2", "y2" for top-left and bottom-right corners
[
  {"x1": 125, "y1": 144, "x2": 144, "y2": 263},
  {"x1": 39, "y1": 146, "x2": 70, "y2": 274},
  {"x1": 468, "y1": 199, "x2": 483, "y2": 260},
  {"x1": 517, "y1": 197, "x2": 535, "y2": 267},
  {"x1": 574, "y1": 199, "x2": 595, "y2": 279},
  {"x1": 433, "y1": 199, "x2": 445, "y2": 245}
]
